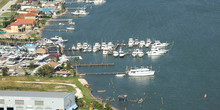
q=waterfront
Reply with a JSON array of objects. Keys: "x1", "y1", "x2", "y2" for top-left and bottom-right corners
[{"x1": 42, "y1": 0, "x2": 220, "y2": 109}]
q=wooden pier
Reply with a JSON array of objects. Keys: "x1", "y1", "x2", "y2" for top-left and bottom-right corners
[
  {"x1": 43, "y1": 29, "x2": 74, "y2": 32},
  {"x1": 45, "y1": 24, "x2": 74, "y2": 26},
  {"x1": 50, "y1": 19, "x2": 72, "y2": 22},
  {"x1": 82, "y1": 72, "x2": 126, "y2": 75},
  {"x1": 67, "y1": 7, "x2": 86, "y2": 10},
  {"x1": 72, "y1": 63, "x2": 114, "y2": 67}
]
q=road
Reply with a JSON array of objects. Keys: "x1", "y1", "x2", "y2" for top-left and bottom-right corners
[{"x1": 0, "y1": 0, "x2": 18, "y2": 16}]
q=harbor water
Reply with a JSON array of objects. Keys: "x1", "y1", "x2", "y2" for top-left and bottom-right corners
[{"x1": 42, "y1": 0, "x2": 220, "y2": 109}]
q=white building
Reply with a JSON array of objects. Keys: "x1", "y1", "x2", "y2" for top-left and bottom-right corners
[{"x1": 0, "y1": 90, "x2": 77, "y2": 110}]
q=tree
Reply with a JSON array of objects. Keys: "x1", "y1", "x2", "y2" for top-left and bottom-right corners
[
  {"x1": 2, "y1": 67, "x2": 9, "y2": 76},
  {"x1": 66, "y1": 60, "x2": 72, "y2": 70},
  {"x1": 36, "y1": 65, "x2": 54, "y2": 77},
  {"x1": 74, "y1": 58, "x2": 78, "y2": 74},
  {"x1": 29, "y1": 62, "x2": 35, "y2": 69}
]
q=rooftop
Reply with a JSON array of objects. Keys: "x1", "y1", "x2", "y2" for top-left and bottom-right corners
[{"x1": 0, "y1": 90, "x2": 73, "y2": 98}]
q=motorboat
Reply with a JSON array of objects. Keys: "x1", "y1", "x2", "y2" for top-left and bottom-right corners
[
  {"x1": 66, "y1": 26, "x2": 75, "y2": 31},
  {"x1": 132, "y1": 49, "x2": 138, "y2": 57},
  {"x1": 58, "y1": 22, "x2": 64, "y2": 25},
  {"x1": 137, "y1": 49, "x2": 144, "y2": 57},
  {"x1": 151, "y1": 47, "x2": 168, "y2": 54},
  {"x1": 87, "y1": 45, "x2": 92, "y2": 52},
  {"x1": 116, "y1": 74, "x2": 126, "y2": 77},
  {"x1": 94, "y1": 43, "x2": 101, "y2": 49},
  {"x1": 127, "y1": 66, "x2": 155, "y2": 76},
  {"x1": 128, "y1": 38, "x2": 134, "y2": 47},
  {"x1": 76, "y1": 43, "x2": 83, "y2": 50},
  {"x1": 145, "y1": 38, "x2": 151, "y2": 47},
  {"x1": 50, "y1": 36, "x2": 60, "y2": 41},
  {"x1": 107, "y1": 42, "x2": 114, "y2": 50},
  {"x1": 71, "y1": 9, "x2": 89, "y2": 15},
  {"x1": 69, "y1": 21, "x2": 75, "y2": 25},
  {"x1": 134, "y1": 39, "x2": 139, "y2": 45},
  {"x1": 93, "y1": 46, "x2": 98, "y2": 52},
  {"x1": 103, "y1": 49, "x2": 108, "y2": 55},
  {"x1": 101, "y1": 42, "x2": 107, "y2": 50},
  {"x1": 146, "y1": 50, "x2": 164, "y2": 56},
  {"x1": 72, "y1": 44, "x2": 76, "y2": 50},
  {"x1": 151, "y1": 40, "x2": 169, "y2": 48},
  {"x1": 83, "y1": 42, "x2": 88, "y2": 50},
  {"x1": 139, "y1": 40, "x2": 145, "y2": 48},
  {"x1": 113, "y1": 51, "x2": 119, "y2": 57},
  {"x1": 119, "y1": 47, "x2": 125, "y2": 57}
]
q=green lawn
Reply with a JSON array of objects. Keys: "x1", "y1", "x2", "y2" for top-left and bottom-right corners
[
  {"x1": 0, "y1": 0, "x2": 10, "y2": 9},
  {"x1": 1, "y1": 12, "x2": 17, "y2": 17}
]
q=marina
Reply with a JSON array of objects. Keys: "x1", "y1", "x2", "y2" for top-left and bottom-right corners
[{"x1": 39, "y1": 0, "x2": 220, "y2": 109}]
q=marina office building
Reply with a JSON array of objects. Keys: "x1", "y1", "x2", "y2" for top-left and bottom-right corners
[{"x1": 0, "y1": 90, "x2": 77, "y2": 110}]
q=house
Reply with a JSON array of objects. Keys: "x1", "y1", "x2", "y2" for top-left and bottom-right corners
[
  {"x1": 6, "y1": 19, "x2": 34, "y2": 33},
  {"x1": 19, "y1": 12, "x2": 38, "y2": 20}
]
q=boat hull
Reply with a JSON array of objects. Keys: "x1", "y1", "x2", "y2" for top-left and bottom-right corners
[{"x1": 128, "y1": 71, "x2": 155, "y2": 76}]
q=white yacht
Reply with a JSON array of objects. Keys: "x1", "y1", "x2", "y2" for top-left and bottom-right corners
[
  {"x1": 115, "y1": 74, "x2": 126, "y2": 77},
  {"x1": 113, "y1": 51, "x2": 119, "y2": 57},
  {"x1": 127, "y1": 67, "x2": 155, "y2": 76},
  {"x1": 107, "y1": 42, "x2": 114, "y2": 50},
  {"x1": 94, "y1": 43, "x2": 101, "y2": 49},
  {"x1": 87, "y1": 45, "x2": 92, "y2": 52},
  {"x1": 139, "y1": 40, "x2": 145, "y2": 48},
  {"x1": 146, "y1": 50, "x2": 163, "y2": 56},
  {"x1": 50, "y1": 36, "x2": 60, "y2": 41},
  {"x1": 93, "y1": 46, "x2": 98, "y2": 52},
  {"x1": 128, "y1": 38, "x2": 134, "y2": 47},
  {"x1": 83, "y1": 42, "x2": 88, "y2": 50},
  {"x1": 76, "y1": 43, "x2": 83, "y2": 50},
  {"x1": 151, "y1": 47, "x2": 168, "y2": 54},
  {"x1": 145, "y1": 38, "x2": 151, "y2": 47},
  {"x1": 134, "y1": 39, "x2": 139, "y2": 45},
  {"x1": 103, "y1": 49, "x2": 108, "y2": 55},
  {"x1": 59, "y1": 23, "x2": 64, "y2": 25},
  {"x1": 119, "y1": 47, "x2": 125, "y2": 57},
  {"x1": 72, "y1": 44, "x2": 76, "y2": 50},
  {"x1": 151, "y1": 40, "x2": 169, "y2": 48},
  {"x1": 132, "y1": 49, "x2": 138, "y2": 57},
  {"x1": 66, "y1": 26, "x2": 75, "y2": 31},
  {"x1": 137, "y1": 49, "x2": 144, "y2": 57},
  {"x1": 101, "y1": 42, "x2": 107, "y2": 50},
  {"x1": 71, "y1": 10, "x2": 89, "y2": 16}
]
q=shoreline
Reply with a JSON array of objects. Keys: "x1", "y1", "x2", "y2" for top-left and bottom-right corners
[{"x1": 78, "y1": 77, "x2": 118, "y2": 110}]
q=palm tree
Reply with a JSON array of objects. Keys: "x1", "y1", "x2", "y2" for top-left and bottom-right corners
[{"x1": 74, "y1": 58, "x2": 78, "y2": 74}]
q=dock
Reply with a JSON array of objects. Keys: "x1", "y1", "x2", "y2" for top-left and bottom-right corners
[
  {"x1": 72, "y1": 63, "x2": 114, "y2": 67},
  {"x1": 43, "y1": 29, "x2": 74, "y2": 32},
  {"x1": 45, "y1": 24, "x2": 74, "y2": 26},
  {"x1": 66, "y1": 7, "x2": 86, "y2": 10},
  {"x1": 82, "y1": 72, "x2": 125, "y2": 75},
  {"x1": 50, "y1": 19, "x2": 73, "y2": 22}
]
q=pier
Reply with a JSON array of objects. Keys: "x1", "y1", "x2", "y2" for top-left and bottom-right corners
[
  {"x1": 45, "y1": 24, "x2": 74, "y2": 26},
  {"x1": 50, "y1": 19, "x2": 73, "y2": 22},
  {"x1": 72, "y1": 63, "x2": 114, "y2": 67},
  {"x1": 82, "y1": 72, "x2": 125, "y2": 75},
  {"x1": 43, "y1": 29, "x2": 74, "y2": 32},
  {"x1": 66, "y1": 7, "x2": 86, "y2": 10}
]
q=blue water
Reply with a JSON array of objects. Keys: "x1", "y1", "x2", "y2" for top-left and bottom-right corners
[{"x1": 42, "y1": 0, "x2": 220, "y2": 109}]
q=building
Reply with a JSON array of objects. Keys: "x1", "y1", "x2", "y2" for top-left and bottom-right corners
[
  {"x1": 0, "y1": 90, "x2": 78, "y2": 110},
  {"x1": 7, "y1": 19, "x2": 34, "y2": 33}
]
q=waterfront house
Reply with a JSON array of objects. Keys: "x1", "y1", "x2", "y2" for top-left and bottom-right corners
[{"x1": 6, "y1": 19, "x2": 34, "y2": 33}]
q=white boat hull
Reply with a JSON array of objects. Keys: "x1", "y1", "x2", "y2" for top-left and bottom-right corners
[{"x1": 128, "y1": 71, "x2": 154, "y2": 76}]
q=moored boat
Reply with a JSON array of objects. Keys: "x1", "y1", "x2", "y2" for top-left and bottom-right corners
[{"x1": 127, "y1": 66, "x2": 155, "y2": 76}]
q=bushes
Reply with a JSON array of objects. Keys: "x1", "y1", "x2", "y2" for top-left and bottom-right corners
[
  {"x1": 36, "y1": 65, "x2": 54, "y2": 77},
  {"x1": 2, "y1": 67, "x2": 9, "y2": 76}
]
